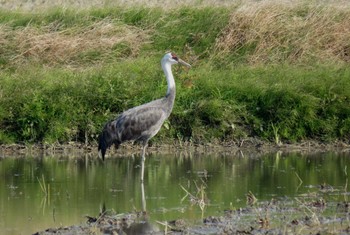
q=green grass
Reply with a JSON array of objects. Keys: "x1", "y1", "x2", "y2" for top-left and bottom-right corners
[{"x1": 0, "y1": 2, "x2": 350, "y2": 145}]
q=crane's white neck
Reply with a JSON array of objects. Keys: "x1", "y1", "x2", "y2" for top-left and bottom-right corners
[{"x1": 162, "y1": 61, "x2": 175, "y2": 97}]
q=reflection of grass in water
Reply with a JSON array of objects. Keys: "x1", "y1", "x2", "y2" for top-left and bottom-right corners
[
  {"x1": 344, "y1": 166, "x2": 348, "y2": 203},
  {"x1": 38, "y1": 174, "x2": 53, "y2": 219},
  {"x1": 37, "y1": 174, "x2": 50, "y2": 198}
]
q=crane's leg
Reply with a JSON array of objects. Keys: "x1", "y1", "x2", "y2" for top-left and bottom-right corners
[
  {"x1": 140, "y1": 143, "x2": 148, "y2": 182},
  {"x1": 141, "y1": 181, "x2": 146, "y2": 212}
]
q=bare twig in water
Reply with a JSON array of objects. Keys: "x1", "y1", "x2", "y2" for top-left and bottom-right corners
[
  {"x1": 156, "y1": 221, "x2": 170, "y2": 234},
  {"x1": 180, "y1": 180, "x2": 208, "y2": 215},
  {"x1": 295, "y1": 198, "x2": 321, "y2": 226},
  {"x1": 246, "y1": 191, "x2": 257, "y2": 206}
]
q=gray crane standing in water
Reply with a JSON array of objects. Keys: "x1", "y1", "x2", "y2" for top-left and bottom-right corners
[{"x1": 98, "y1": 52, "x2": 191, "y2": 181}]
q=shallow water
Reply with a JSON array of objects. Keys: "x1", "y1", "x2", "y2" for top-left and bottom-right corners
[{"x1": 0, "y1": 150, "x2": 349, "y2": 234}]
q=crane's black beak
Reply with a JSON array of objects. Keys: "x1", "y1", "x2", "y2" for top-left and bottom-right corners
[{"x1": 178, "y1": 58, "x2": 191, "y2": 68}]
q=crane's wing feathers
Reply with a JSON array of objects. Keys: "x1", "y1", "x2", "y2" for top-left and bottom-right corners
[
  {"x1": 98, "y1": 103, "x2": 168, "y2": 160},
  {"x1": 117, "y1": 105, "x2": 166, "y2": 142}
]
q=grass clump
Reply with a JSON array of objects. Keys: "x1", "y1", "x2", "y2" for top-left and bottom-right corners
[
  {"x1": 0, "y1": 1, "x2": 350, "y2": 146},
  {"x1": 214, "y1": 1, "x2": 350, "y2": 65},
  {"x1": 0, "y1": 15, "x2": 150, "y2": 68}
]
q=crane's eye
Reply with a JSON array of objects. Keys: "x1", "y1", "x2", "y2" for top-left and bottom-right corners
[{"x1": 171, "y1": 53, "x2": 178, "y2": 61}]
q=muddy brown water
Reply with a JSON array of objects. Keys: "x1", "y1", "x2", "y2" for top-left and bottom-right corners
[{"x1": 0, "y1": 149, "x2": 349, "y2": 234}]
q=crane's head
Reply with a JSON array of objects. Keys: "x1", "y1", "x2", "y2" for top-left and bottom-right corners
[{"x1": 162, "y1": 52, "x2": 191, "y2": 68}]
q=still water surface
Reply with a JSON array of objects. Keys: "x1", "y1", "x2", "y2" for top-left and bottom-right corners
[{"x1": 0, "y1": 151, "x2": 349, "y2": 234}]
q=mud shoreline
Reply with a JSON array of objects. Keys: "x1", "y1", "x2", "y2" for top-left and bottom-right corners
[
  {"x1": 1, "y1": 138, "x2": 350, "y2": 159},
  {"x1": 34, "y1": 198, "x2": 350, "y2": 235}
]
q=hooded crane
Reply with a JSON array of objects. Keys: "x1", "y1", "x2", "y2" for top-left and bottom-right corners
[{"x1": 98, "y1": 52, "x2": 191, "y2": 181}]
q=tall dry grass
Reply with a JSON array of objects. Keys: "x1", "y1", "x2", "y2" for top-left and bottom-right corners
[
  {"x1": 0, "y1": 0, "x2": 237, "y2": 11},
  {"x1": 214, "y1": 1, "x2": 350, "y2": 64},
  {"x1": 2, "y1": 1, "x2": 350, "y2": 67},
  {"x1": 1, "y1": 19, "x2": 150, "y2": 67}
]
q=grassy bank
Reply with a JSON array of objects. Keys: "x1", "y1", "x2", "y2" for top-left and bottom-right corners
[{"x1": 0, "y1": 1, "x2": 350, "y2": 146}]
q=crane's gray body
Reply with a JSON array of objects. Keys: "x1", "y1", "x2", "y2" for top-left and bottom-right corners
[{"x1": 98, "y1": 91, "x2": 175, "y2": 159}]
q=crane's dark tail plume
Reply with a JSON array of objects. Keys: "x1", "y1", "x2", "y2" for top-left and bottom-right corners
[
  {"x1": 98, "y1": 134, "x2": 108, "y2": 161},
  {"x1": 98, "y1": 121, "x2": 119, "y2": 161}
]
